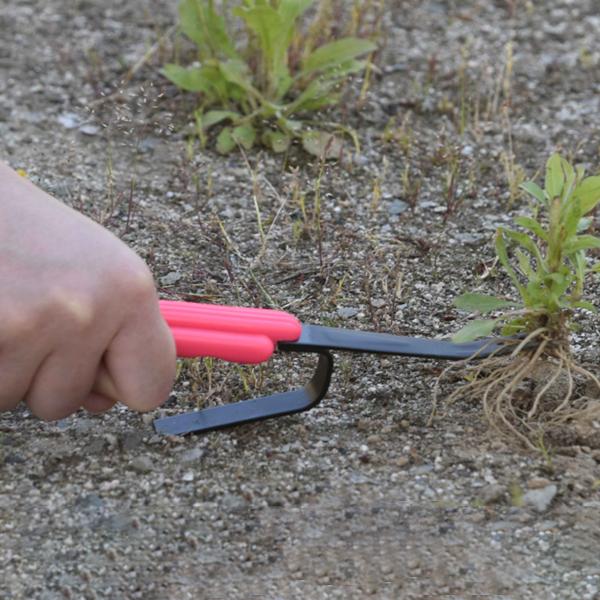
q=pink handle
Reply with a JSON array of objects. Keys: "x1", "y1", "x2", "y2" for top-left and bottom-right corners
[{"x1": 159, "y1": 300, "x2": 302, "y2": 364}]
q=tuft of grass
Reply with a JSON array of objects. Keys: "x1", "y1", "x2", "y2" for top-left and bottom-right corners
[
  {"x1": 162, "y1": 0, "x2": 378, "y2": 156},
  {"x1": 432, "y1": 153, "x2": 600, "y2": 450}
]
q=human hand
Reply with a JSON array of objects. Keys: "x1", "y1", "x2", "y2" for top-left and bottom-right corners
[{"x1": 0, "y1": 162, "x2": 176, "y2": 420}]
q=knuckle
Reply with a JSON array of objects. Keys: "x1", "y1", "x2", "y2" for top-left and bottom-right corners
[
  {"x1": 46, "y1": 287, "x2": 95, "y2": 333},
  {"x1": 0, "y1": 305, "x2": 40, "y2": 343},
  {"x1": 116, "y1": 260, "x2": 157, "y2": 303}
]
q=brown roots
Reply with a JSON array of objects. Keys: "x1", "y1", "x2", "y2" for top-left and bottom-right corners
[{"x1": 430, "y1": 328, "x2": 600, "y2": 451}]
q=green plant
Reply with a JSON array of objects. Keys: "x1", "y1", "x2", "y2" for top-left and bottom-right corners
[
  {"x1": 453, "y1": 153, "x2": 600, "y2": 342},
  {"x1": 163, "y1": 0, "x2": 376, "y2": 155},
  {"x1": 433, "y1": 153, "x2": 600, "y2": 450}
]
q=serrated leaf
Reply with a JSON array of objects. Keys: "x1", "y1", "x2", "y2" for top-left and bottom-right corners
[
  {"x1": 302, "y1": 130, "x2": 344, "y2": 159},
  {"x1": 232, "y1": 124, "x2": 256, "y2": 150},
  {"x1": 454, "y1": 293, "x2": 518, "y2": 313},
  {"x1": 216, "y1": 126, "x2": 236, "y2": 154},
  {"x1": 199, "y1": 110, "x2": 240, "y2": 130},
  {"x1": 302, "y1": 38, "x2": 376, "y2": 75},
  {"x1": 545, "y1": 152, "x2": 564, "y2": 199},
  {"x1": 520, "y1": 181, "x2": 546, "y2": 204},
  {"x1": 452, "y1": 319, "x2": 499, "y2": 343},
  {"x1": 574, "y1": 176, "x2": 600, "y2": 214}
]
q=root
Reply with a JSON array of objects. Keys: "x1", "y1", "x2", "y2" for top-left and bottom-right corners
[{"x1": 430, "y1": 329, "x2": 600, "y2": 451}]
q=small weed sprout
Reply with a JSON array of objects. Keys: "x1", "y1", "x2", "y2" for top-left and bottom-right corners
[
  {"x1": 163, "y1": 0, "x2": 377, "y2": 155},
  {"x1": 433, "y1": 153, "x2": 600, "y2": 449}
]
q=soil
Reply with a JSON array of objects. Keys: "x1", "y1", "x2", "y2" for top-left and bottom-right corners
[{"x1": 1, "y1": 0, "x2": 600, "y2": 598}]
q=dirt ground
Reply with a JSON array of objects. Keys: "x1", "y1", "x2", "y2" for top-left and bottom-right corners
[{"x1": 2, "y1": 0, "x2": 600, "y2": 598}]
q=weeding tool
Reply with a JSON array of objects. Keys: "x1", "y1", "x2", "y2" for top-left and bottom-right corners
[{"x1": 154, "y1": 300, "x2": 506, "y2": 436}]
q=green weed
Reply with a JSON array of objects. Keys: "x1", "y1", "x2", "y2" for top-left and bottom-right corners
[
  {"x1": 163, "y1": 0, "x2": 377, "y2": 156},
  {"x1": 433, "y1": 153, "x2": 600, "y2": 450}
]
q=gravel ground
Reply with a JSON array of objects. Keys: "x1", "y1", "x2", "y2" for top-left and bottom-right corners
[{"x1": 1, "y1": 0, "x2": 600, "y2": 598}]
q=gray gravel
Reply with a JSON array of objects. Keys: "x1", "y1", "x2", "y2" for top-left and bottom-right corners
[{"x1": 1, "y1": 1, "x2": 600, "y2": 599}]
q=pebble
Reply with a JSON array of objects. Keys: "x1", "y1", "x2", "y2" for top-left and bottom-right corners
[
  {"x1": 479, "y1": 484, "x2": 506, "y2": 505},
  {"x1": 389, "y1": 199, "x2": 409, "y2": 215},
  {"x1": 79, "y1": 124, "x2": 100, "y2": 136},
  {"x1": 180, "y1": 447, "x2": 205, "y2": 463},
  {"x1": 160, "y1": 271, "x2": 182, "y2": 286},
  {"x1": 130, "y1": 456, "x2": 154, "y2": 474},
  {"x1": 522, "y1": 485, "x2": 558, "y2": 513},
  {"x1": 57, "y1": 112, "x2": 80, "y2": 129},
  {"x1": 337, "y1": 306, "x2": 359, "y2": 319},
  {"x1": 527, "y1": 477, "x2": 553, "y2": 489}
]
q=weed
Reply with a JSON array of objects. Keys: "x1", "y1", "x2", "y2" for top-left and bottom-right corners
[
  {"x1": 163, "y1": 0, "x2": 377, "y2": 156},
  {"x1": 433, "y1": 153, "x2": 600, "y2": 450}
]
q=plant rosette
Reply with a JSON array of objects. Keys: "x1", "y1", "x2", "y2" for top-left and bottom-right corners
[{"x1": 432, "y1": 153, "x2": 600, "y2": 450}]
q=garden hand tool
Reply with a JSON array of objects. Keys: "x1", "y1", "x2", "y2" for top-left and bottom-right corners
[{"x1": 154, "y1": 300, "x2": 506, "y2": 436}]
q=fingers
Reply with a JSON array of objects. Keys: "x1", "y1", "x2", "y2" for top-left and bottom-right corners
[
  {"x1": 82, "y1": 393, "x2": 117, "y2": 414},
  {"x1": 23, "y1": 347, "x2": 103, "y2": 421},
  {"x1": 0, "y1": 347, "x2": 48, "y2": 413},
  {"x1": 102, "y1": 304, "x2": 176, "y2": 412}
]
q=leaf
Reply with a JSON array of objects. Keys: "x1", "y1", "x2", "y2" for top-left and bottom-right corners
[
  {"x1": 179, "y1": 0, "x2": 237, "y2": 59},
  {"x1": 452, "y1": 319, "x2": 499, "y2": 343},
  {"x1": 199, "y1": 110, "x2": 239, "y2": 130},
  {"x1": 520, "y1": 180, "x2": 546, "y2": 204},
  {"x1": 218, "y1": 60, "x2": 259, "y2": 97},
  {"x1": 301, "y1": 130, "x2": 344, "y2": 159},
  {"x1": 577, "y1": 217, "x2": 593, "y2": 233},
  {"x1": 495, "y1": 229, "x2": 526, "y2": 299},
  {"x1": 545, "y1": 152, "x2": 564, "y2": 199},
  {"x1": 514, "y1": 216, "x2": 548, "y2": 242},
  {"x1": 232, "y1": 124, "x2": 256, "y2": 150},
  {"x1": 454, "y1": 293, "x2": 518, "y2": 313},
  {"x1": 263, "y1": 130, "x2": 291, "y2": 153},
  {"x1": 162, "y1": 64, "x2": 215, "y2": 93},
  {"x1": 302, "y1": 38, "x2": 376, "y2": 75},
  {"x1": 216, "y1": 126, "x2": 236, "y2": 154},
  {"x1": 572, "y1": 300, "x2": 596, "y2": 312},
  {"x1": 573, "y1": 176, "x2": 600, "y2": 214},
  {"x1": 564, "y1": 234, "x2": 600, "y2": 254}
]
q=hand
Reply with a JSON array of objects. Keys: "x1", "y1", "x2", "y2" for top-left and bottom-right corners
[{"x1": 0, "y1": 162, "x2": 176, "y2": 420}]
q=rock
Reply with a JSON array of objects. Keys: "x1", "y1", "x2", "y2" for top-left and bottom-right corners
[
  {"x1": 160, "y1": 271, "x2": 182, "y2": 286},
  {"x1": 181, "y1": 471, "x2": 194, "y2": 482},
  {"x1": 479, "y1": 484, "x2": 506, "y2": 505},
  {"x1": 180, "y1": 447, "x2": 205, "y2": 463},
  {"x1": 120, "y1": 430, "x2": 144, "y2": 452},
  {"x1": 337, "y1": 306, "x2": 359, "y2": 319},
  {"x1": 221, "y1": 493, "x2": 247, "y2": 513},
  {"x1": 522, "y1": 485, "x2": 557, "y2": 512},
  {"x1": 79, "y1": 123, "x2": 100, "y2": 136},
  {"x1": 130, "y1": 456, "x2": 154, "y2": 474},
  {"x1": 57, "y1": 112, "x2": 80, "y2": 129},
  {"x1": 527, "y1": 477, "x2": 553, "y2": 489},
  {"x1": 388, "y1": 199, "x2": 409, "y2": 215}
]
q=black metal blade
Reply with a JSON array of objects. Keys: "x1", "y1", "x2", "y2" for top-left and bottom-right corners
[{"x1": 279, "y1": 324, "x2": 505, "y2": 360}]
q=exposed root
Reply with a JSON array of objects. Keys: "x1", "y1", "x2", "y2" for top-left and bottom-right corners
[{"x1": 430, "y1": 329, "x2": 600, "y2": 451}]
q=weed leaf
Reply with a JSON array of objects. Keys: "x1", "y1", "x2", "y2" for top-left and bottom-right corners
[
  {"x1": 545, "y1": 152, "x2": 564, "y2": 199},
  {"x1": 216, "y1": 126, "x2": 236, "y2": 154},
  {"x1": 520, "y1": 181, "x2": 546, "y2": 205},
  {"x1": 199, "y1": 110, "x2": 240, "y2": 130},
  {"x1": 232, "y1": 124, "x2": 256, "y2": 150},
  {"x1": 302, "y1": 38, "x2": 376, "y2": 75},
  {"x1": 564, "y1": 234, "x2": 600, "y2": 254},
  {"x1": 263, "y1": 130, "x2": 291, "y2": 153},
  {"x1": 454, "y1": 293, "x2": 517, "y2": 313},
  {"x1": 572, "y1": 300, "x2": 596, "y2": 312},
  {"x1": 452, "y1": 319, "x2": 499, "y2": 343},
  {"x1": 514, "y1": 216, "x2": 548, "y2": 242},
  {"x1": 574, "y1": 176, "x2": 600, "y2": 214},
  {"x1": 162, "y1": 65, "x2": 214, "y2": 93}
]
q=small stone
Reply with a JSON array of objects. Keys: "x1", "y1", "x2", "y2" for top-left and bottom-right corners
[
  {"x1": 120, "y1": 431, "x2": 144, "y2": 452},
  {"x1": 370, "y1": 298, "x2": 386, "y2": 308},
  {"x1": 57, "y1": 112, "x2": 80, "y2": 129},
  {"x1": 180, "y1": 447, "x2": 205, "y2": 463},
  {"x1": 130, "y1": 456, "x2": 154, "y2": 474},
  {"x1": 479, "y1": 484, "x2": 506, "y2": 505},
  {"x1": 389, "y1": 199, "x2": 409, "y2": 215},
  {"x1": 527, "y1": 477, "x2": 553, "y2": 489},
  {"x1": 160, "y1": 271, "x2": 182, "y2": 286},
  {"x1": 396, "y1": 456, "x2": 410, "y2": 468},
  {"x1": 141, "y1": 413, "x2": 155, "y2": 426},
  {"x1": 337, "y1": 306, "x2": 359, "y2": 319},
  {"x1": 79, "y1": 123, "x2": 100, "y2": 136},
  {"x1": 522, "y1": 484, "x2": 557, "y2": 513},
  {"x1": 182, "y1": 471, "x2": 194, "y2": 482}
]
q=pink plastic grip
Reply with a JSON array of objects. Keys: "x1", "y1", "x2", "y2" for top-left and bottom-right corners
[{"x1": 159, "y1": 300, "x2": 302, "y2": 364}]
